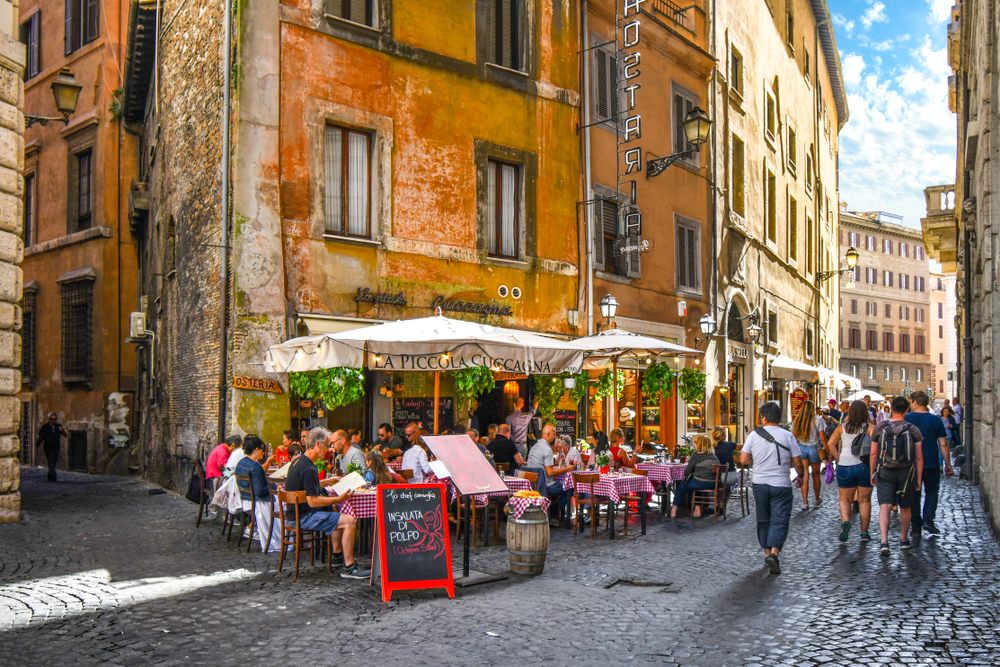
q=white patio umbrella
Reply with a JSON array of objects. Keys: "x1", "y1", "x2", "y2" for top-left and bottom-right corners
[
  {"x1": 845, "y1": 389, "x2": 887, "y2": 402},
  {"x1": 565, "y1": 329, "x2": 703, "y2": 431},
  {"x1": 265, "y1": 315, "x2": 584, "y2": 433}
]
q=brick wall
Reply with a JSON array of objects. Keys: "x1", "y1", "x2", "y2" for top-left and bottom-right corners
[{"x1": 0, "y1": 27, "x2": 24, "y2": 522}]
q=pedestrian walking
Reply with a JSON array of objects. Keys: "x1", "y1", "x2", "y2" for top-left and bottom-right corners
[
  {"x1": 905, "y1": 391, "x2": 953, "y2": 537},
  {"x1": 871, "y1": 396, "x2": 924, "y2": 556},
  {"x1": 36, "y1": 413, "x2": 67, "y2": 482},
  {"x1": 825, "y1": 401, "x2": 874, "y2": 542},
  {"x1": 740, "y1": 401, "x2": 805, "y2": 575},
  {"x1": 791, "y1": 400, "x2": 827, "y2": 510}
]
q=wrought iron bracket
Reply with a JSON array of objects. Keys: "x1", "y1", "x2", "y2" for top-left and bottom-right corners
[
  {"x1": 815, "y1": 267, "x2": 852, "y2": 285},
  {"x1": 24, "y1": 112, "x2": 71, "y2": 129},
  {"x1": 645, "y1": 150, "x2": 694, "y2": 178}
]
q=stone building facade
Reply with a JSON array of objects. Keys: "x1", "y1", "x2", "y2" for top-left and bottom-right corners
[
  {"x1": 124, "y1": 0, "x2": 582, "y2": 490},
  {"x1": 929, "y1": 272, "x2": 958, "y2": 408},
  {"x1": 838, "y1": 210, "x2": 932, "y2": 398},
  {"x1": 707, "y1": 0, "x2": 848, "y2": 433},
  {"x1": 0, "y1": 0, "x2": 24, "y2": 522},
  {"x1": 16, "y1": 0, "x2": 139, "y2": 480}
]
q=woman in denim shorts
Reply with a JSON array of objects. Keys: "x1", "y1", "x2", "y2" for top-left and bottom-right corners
[
  {"x1": 791, "y1": 400, "x2": 828, "y2": 510},
  {"x1": 825, "y1": 400, "x2": 874, "y2": 542}
]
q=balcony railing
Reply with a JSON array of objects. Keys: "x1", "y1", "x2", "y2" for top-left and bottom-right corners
[{"x1": 650, "y1": 0, "x2": 695, "y2": 32}]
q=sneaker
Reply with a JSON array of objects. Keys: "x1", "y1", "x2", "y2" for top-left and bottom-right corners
[
  {"x1": 839, "y1": 521, "x2": 851, "y2": 543},
  {"x1": 900, "y1": 539, "x2": 912, "y2": 550},
  {"x1": 880, "y1": 542, "x2": 890, "y2": 556},
  {"x1": 925, "y1": 522, "x2": 941, "y2": 536},
  {"x1": 802, "y1": 502, "x2": 810, "y2": 511},
  {"x1": 340, "y1": 562, "x2": 371, "y2": 579},
  {"x1": 860, "y1": 532, "x2": 871, "y2": 542},
  {"x1": 815, "y1": 497, "x2": 823, "y2": 507},
  {"x1": 911, "y1": 525, "x2": 922, "y2": 537},
  {"x1": 766, "y1": 554, "x2": 781, "y2": 575},
  {"x1": 331, "y1": 552, "x2": 345, "y2": 568}
]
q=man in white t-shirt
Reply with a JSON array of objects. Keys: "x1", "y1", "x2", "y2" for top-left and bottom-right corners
[{"x1": 740, "y1": 401, "x2": 805, "y2": 576}]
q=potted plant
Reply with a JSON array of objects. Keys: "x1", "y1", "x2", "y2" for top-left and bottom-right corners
[
  {"x1": 451, "y1": 365, "x2": 495, "y2": 420},
  {"x1": 346, "y1": 460, "x2": 364, "y2": 475},
  {"x1": 642, "y1": 361, "x2": 677, "y2": 404},
  {"x1": 595, "y1": 450, "x2": 611, "y2": 474},
  {"x1": 678, "y1": 367, "x2": 707, "y2": 405}
]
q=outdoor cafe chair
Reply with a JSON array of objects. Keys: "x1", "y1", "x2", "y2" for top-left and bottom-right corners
[
  {"x1": 514, "y1": 469, "x2": 538, "y2": 484},
  {"x1": 399, "y1": 469, "x2": 413, "y2": 480},
  {"x1": 619, "y1": 467, "x2": 649, "y2": 536},
  {"x1": 571, "y1": 471, "x2": 610, "y2": 539},
  {"x1": 233, "y1": 473, "x2": 266, "y2": 553},
  {"x1": 690, "y1": 464, "x2": 730, "y2": 522},
  {"x1": 191, "y1": 459, "x2": 212, "y2": 528},
  {"x1": 276, "y1": 490, "x2": 322, "y2": 579}
]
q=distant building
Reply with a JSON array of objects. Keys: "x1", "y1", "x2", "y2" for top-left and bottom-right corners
[
  {"x1": 839, "y1": 210, "x2": 932, "y2": 398},
  {"x1": 929, "y1": 272, "x2": 958, "y2": 409}
]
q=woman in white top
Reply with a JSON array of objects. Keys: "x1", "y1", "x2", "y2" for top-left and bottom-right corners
[
  {"x1": 825, "y1": 400, "x2": 875, "y2": 543},
  {"x1": 791, "y1": 400, "x2": 828, "y2": 510}
]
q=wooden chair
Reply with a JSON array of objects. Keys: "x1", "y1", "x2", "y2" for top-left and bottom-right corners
[
  {"x1": 571, "y1": 472, "x2": 610, "y2": 539},
  {"x1": 399, "y1": 469, "x2": 413, "y2": 480},
  {"x1": 735, "y1": 451, "x2": 751, "y2": 517},
  {"x1": 220, "y1": 488, "x2": 241, "y2": 542},
  {"x1": 455, "y1": 494, "x2": 496, "y2": 544},
  {"x1": 276, "y1": 490, "x2": 322, "y2": 579},
  {"x1": 618, "y1": 467, "x2": 649, "y2": 535},
  {"x1": 690, "y1": 464, "x2": 729, "y2": 522},
  {"x1": 514, "y1": 469, "x2": 538, "y2": 484},
  {"x1": 192, "y1": 459, "x2": 211, "y2": 527},
  {"x1": 234, "y1": 473, "x2": 267, "y2": 553}
]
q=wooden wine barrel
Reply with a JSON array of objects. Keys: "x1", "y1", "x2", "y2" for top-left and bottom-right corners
[{"x1": 506, "y1": 505, "x2": 550, "y2": 575}]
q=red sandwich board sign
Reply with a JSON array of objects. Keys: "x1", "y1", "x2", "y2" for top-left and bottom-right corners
[{"x1": 370, "y1": 483, "x2": 455, "y2": 602}]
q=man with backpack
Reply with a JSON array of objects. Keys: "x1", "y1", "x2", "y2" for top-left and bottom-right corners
[
  {"x1": 905, "y1": 391, "x2": 952, "y2": 537},
  {"x1": 740, "y1": 401, "x2": 805, "y2": 575},
  {"x1": 870, "y1": 395, "x2": 924, "y2": 556}
]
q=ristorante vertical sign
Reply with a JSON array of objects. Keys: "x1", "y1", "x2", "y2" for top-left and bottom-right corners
[{"x1": 619, "y1": 0, "x2": 644, "y2": 241}]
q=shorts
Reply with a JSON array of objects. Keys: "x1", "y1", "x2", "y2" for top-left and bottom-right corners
[
  {"x1": 875, "y1": 467, "x2": 916, "y2": 509},
  {"x1": 798, "y1": 445, "x2": 821, "y2": 463},
  {"x1": 836, "y1": 463, "x2": 872, "y2": 489},
  {"x1": 299, "y1": 510, "x2": 344, "y2": 533}
]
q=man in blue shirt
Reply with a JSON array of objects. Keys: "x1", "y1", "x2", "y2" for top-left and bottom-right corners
[{"x1": 905, "y1": 391, "x2": 953, "y2": 536}]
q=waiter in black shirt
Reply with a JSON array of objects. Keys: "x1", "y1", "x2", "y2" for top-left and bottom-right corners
[{"x1": 37, "y1": 413, "x2": 67, "y2": 481}]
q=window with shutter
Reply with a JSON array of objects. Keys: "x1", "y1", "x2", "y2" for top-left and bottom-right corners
[
  {"x1": 731, "y1": 134, "x2": 745, "y2": 217},
  {"x1": 326, "y1": 0, "x2": 377, "y2": 27},
  {"x1": 592, "y1": 42, "x2": 619, "y2": 130},
  {"x1": 65, "y1": 0, "x2": 98, "y2": 54},
  {"x1": 730, "y1": 45, "x2": 744, "y2": 97},
  {"x1": 787, "y1": 126, "x2": 797, "y2": 173},
  {"x1": 19, "y1": 12, "x2": 40, "y2": 80},
  {"x1": 484, "y1": 0, "x2": 523, "y2": 71},
  {"x1": 675, "y1": 215, "x2": 701, "y2": 292},
  {"x1": 788, "y1": 195, "x2": 797, "y2": 261},
  {"x1": 805, "y1": 215, "x2": 813, "y2": 274},
  {"x1": 885, "y1": 303, "x2": 891, "y2": 319},
  {"x1": 765, "y1": 90, "x2": 776, "y2": 143},
  {"x1": 86, "y1": 0, "x2": 99, "y2": 43},
  {"x1": 765, "y1": 166, "x2": 776, "y2": 242},
  {"x1": 672, "y1": 82, "x2": 699, "y2": 166},
  {"x1": 595, "y1": 192, "x2": 621, "y2": 275}
]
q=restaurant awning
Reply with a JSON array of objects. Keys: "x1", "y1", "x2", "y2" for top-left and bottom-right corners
[
  {"x1": 768, "y1": 355, "x2": 821, "y2": 382},
  {"x1": 819, "y1": 367, "x2": 862, "y2": 391},
  {"x1": 265, "y1": 315, "x2": 584, "y2": 375},
  {"x1": 566, "y1": 329, "x2": 703, "y2": 370}
]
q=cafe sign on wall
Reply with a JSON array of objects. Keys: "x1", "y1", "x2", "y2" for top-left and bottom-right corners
[{"x1": 234, "y1": 376, "x2": 284, "y2": 394}]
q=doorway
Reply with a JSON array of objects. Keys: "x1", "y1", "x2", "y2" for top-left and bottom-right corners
[
  {"x1": 727, "y1": 364, "x2": 745, "y2": 440},
  {"x1": 476, "y1": 378, "x2": 530, "y2": 431},
  {"x1": 69, "y1": 430, "x2": 87, "y2": 471}
]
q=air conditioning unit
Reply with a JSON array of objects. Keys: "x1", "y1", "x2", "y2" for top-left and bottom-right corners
[{"x1": 130, "y1": 312, "x2": 148, "y2": 338}]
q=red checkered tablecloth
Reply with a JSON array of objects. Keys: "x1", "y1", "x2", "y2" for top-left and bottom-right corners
[
  {"x1": 505, "y1": 495, "x2": 551, "y2": 519},
  {"x1": 448, "y1": 475, "x2": 533, "y2": 506},
  {"x1": 564, "y1": 472, "x2": 655, "y2": 504},
  {"x1": 636, "y1": 462, "x2": 688, "y2": 484},
  {"x1": 337, "y1": 490, "x2": 377, "y2": 519},
  {"x1": 387, "y1": 459, "x2": 402, "y2": 470}
]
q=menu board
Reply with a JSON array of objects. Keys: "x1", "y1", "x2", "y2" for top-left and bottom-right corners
[
  {"x1": 371, "y1": 483, "x2": 454, "y2": 602},
  {"x1": 423, "y1": 435, "x2": 508, "y2": 496},
  {"x1": 790, "y1": 388, "x2": 810, "y2": 421},
  {"x1": 553, "y1": 409, "x2": 577, "y2": 438},
  {"x1": 393, "y1": 397, "x2": 454, "y2": 434}
]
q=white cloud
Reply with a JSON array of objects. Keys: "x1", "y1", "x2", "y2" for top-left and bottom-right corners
[
  {"x1": 871, "y1": 39, "x2": 894, "y2": 51},
  {"x1": 861, "y1": 2, "x2": 888, "y2": 29},
  {"x1": 832, "y1": 12, "x2": 855, "y2": 37},
  {"x1": 926, "y1": 0, "x2": 952, "y2": 23},
  {"x1": 836, "y1": 33, "x2": 956, "y2": 227}
]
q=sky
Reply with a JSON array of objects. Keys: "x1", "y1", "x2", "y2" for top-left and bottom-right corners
[{"x1": 828, "y1": 0, "x2": 955, "y2": 229}]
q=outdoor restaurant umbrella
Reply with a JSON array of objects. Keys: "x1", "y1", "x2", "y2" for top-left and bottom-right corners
[
  {"x1": 265, "y1": 315, "x2": 584, "y2": 433},
  {"x1": 565, "y1": 329, "x2": 704, "y2": 431},
  {"x1": 845, "y1": 389, "x2": 887, "y2": 403}
]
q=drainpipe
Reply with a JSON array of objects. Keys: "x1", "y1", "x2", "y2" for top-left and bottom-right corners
[
  {"x1": 961, "y1": 63, "x2": 974, "y2": 482},
  {"x1": 218, "y1": 0, "x2": 232, "y2": 444},
  {"x1": 583, "y1": 4, "x2": 594, "y2": 336}
]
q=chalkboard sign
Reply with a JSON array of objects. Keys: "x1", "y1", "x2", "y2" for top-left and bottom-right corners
[
  {"x1": 393, "y1": 397, "x2": 455, "y2": 434},
  {"x1": 553, "y1": 409, "x2": 577, "y2": 438},
  {"x1": 371, "y1": 483, "x2": 455, "y2": 602}
]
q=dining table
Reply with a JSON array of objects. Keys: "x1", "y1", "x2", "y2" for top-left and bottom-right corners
[{"x1": 561, "y1": 471, "x2": 656, "y2": 538}]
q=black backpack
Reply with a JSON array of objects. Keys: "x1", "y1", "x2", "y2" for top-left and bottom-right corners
[
  {"x1": 822, "y1": 416, "x2": 839, "y2": 441},
  {"x1": 876, "y1": 422, "x2": 914, "y2": 469}
]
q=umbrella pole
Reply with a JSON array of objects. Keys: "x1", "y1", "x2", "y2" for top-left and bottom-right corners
[
  {"x1": 434, "y1": 371, "x2": 440, "y2": 434},
  {"x1": 613, "y1": 358, "x2": 618, "y2": 430},
  {"x1": 635, "y1": 354, "x2": 641, "y2": 445}
]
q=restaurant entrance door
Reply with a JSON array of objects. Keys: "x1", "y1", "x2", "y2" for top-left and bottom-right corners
[
  {"x1": 475, "y1": 377, "x2": 531, "y2": 433},
  {"x1": 727, "y1": 363, "x2": 745, "y2": 441}
]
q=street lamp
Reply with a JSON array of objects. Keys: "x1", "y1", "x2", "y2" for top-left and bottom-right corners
[
  {"x1": 597, "y1": 294, "x2": 618, "y2": 332},
  {"x1": 25, "y1": 68, "x2": 83, "y2": 128},
  {"x1": 694, "y1": 313, "x2": 717, "y2": 349},
  {"x1": 816, "y1": 246, "x2": 860, "y2": 285},
  {"x1": 747, "y1": 323, "x2": 763, "y2": 345},
  {"x1": 646, "y1": 106, "x2": 712, "y2": 178}
]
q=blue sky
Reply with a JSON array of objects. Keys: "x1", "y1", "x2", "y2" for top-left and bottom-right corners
[{"x1": 828, "y1": 0, "x2": 954, "y2": 229}]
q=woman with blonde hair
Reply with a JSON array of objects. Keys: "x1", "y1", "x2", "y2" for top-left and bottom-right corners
[
  {"x1": 670, "y1": 434, "x2": 720, "y2": 518},
  {"x1": 792, "y1": 399, "x2": 828, "y2": 510}
]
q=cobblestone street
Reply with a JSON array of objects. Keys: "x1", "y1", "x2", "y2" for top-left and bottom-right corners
[{"x1": 1, "y1": 467, "x2": 999, "y2": 666}]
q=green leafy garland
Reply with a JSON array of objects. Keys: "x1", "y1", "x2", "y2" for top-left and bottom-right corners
[
  {"x1": 534, "y1": 375, "x2": 567, "y2": 424},
  {"x1": 678, "y1": 367, "x2": 707, "y2": 404},
  {"x1": 565, "y1": 371, "x2": 589, "y2": 405},
  {"x1": 289, "y1": 368, "x2": 365, "y2": 408},
  {"x1": 450, "y1": 365, "x2": 496, "y2": 417},
  {"x1": 641, "y1": 361, "x2": 677, "y2": 403},
  {"x1": 595, "y1": 368, "x2": 626, "y2": 401}
]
